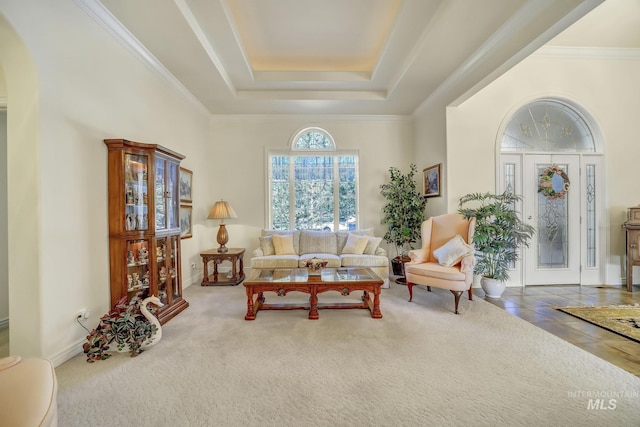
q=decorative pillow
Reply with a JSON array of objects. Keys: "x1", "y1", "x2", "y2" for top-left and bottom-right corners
[
  {"x1": 258, "y1": 236, "x2": 275, "y2": 256},
  {"x1": 433, "y1": 235, "x2": 473, "y2": 267},
  {"x1": 299, "y1": 230, "x2": 337, "y2": 255},
  {"x1": 337, "y1": 228, "x2": 374, "y2": 252},
  {"x1": 341, "y1": 233, "x2": 369, "y2": 254},
  {"x1": 272, "y1": 234, "x2": 296, "y2": 255},
  {"x1": 363, "y1": 236, "x2": 383, "y2": 255}
]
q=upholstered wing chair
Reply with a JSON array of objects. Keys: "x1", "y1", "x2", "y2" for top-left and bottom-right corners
[{"x1": 405, "y1": 213, "x2": 476, "y2": 314}]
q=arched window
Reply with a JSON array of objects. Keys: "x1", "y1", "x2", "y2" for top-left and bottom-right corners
[
  {"x1": 501, "y1": 99, "x2": 595, "y2": 152},
  {"x1": 268, "y1": 127, "x2": 359, "y2": 231}
]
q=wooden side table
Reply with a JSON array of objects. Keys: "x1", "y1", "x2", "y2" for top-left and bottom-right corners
[
  {"x1": 200, "y1": 248, "x2": 245, "y2": 286},
  {"x1": 624, "y1": 222, "x2": 639, "y2": 292}
]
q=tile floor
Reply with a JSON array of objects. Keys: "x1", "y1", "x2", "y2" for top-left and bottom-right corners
[{"x1": 475, "y1": 284, "x2": 640, "y2": 378}]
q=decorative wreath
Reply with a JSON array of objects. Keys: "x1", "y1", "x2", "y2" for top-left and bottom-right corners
[{"x1": 538, "y1": 165, "x2": 570, "y2": 200}]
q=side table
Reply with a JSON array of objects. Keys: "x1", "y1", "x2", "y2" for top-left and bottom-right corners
[{"x1": 200, "y1": 248, "x2": 245, "y2": 286}]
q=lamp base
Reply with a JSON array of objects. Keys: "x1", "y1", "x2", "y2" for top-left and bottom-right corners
[{"x1": 217, "y1": 246, "x2": 229, "y2": 253}]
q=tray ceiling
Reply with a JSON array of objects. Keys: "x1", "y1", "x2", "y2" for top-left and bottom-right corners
[{"x1": 94, "y1": 0, "x2": 609, "y2": 115}]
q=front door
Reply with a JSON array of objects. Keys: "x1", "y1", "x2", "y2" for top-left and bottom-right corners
[{"x1": 524, "y1": 155, "x2": 581, "y2": 285}]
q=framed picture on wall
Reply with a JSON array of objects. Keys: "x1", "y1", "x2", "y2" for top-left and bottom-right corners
[
  {"x1": 423, "y1": 164, "x2": 441, "y2": 197},
  {"x1": 179, "y1": 167, "x2": 193, "y2": 203},
  {"x1": 180, "y1": 205, "x2": 192, "y2": 239}
]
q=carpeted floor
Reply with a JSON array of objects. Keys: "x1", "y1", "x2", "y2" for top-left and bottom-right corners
[
  {"x1": 55, "y1": 282, "x2": 640, "y2": 426},
  {"x1": 558, "y1": 304, "x2": 640, "y2": 343}
]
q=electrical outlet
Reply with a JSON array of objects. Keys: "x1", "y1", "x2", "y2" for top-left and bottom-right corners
[
  {"x1": 77, "y1": 309, "x2": 90, "y2": 321},
  {"x1": 191, "y1": 263, "x2": 197, "y2": 270}
]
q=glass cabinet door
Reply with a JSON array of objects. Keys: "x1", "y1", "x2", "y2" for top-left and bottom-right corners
[
  {"x1": 126, "y1": 238, "x2": 152, "y2": 299},
  {"x1": 154, "y1": 158, "x2": 166, "y2": 230},
  {"x1": 167, "y1": 162, "x2": 180, "y2": 230},
  {"x1": 124, "y1": 154, "x2": 149, "y2": 231},
  {"x1": 156, "y1": 235, "x2": 181, "y2": 305},
  {"x1": 169, "y1": 236, "x2": 181, "y2": 300},
  {"x1": 155, "y1": 237, "x2": 168, "y2": 304}
]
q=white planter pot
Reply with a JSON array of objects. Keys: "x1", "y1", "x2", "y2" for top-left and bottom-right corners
[{"x1": 480, "y1": 277, "x2": 506, "y2": 298}]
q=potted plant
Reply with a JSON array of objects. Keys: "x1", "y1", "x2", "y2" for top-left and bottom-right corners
[
  {"x1": 380, "y1": 164, "x2": 426, "y2": 282},
  {"x1": 458, "y1": 191, "x2": 535, "y2": 298}
]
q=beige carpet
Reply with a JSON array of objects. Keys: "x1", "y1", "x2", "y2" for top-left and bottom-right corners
[
  {"x1": 558, "y1": 304, "x2": 640, "y2": 343},
  {"x1": 55, "y1": 282, "x2": 640, "y2": 426}
]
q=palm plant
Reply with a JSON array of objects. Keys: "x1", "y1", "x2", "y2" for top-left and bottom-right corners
[{"x1": 458, "y1": 191, "x2": 534, "y2": 281}]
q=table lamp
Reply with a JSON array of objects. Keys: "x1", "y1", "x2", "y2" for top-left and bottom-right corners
[{"x1": 208, "y1": 199, "x2": 237, "y2": 253}]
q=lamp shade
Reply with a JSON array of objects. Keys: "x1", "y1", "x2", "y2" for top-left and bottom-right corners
[{"x1": 208, "y1": 200, "x2": 237, "y2": 220}]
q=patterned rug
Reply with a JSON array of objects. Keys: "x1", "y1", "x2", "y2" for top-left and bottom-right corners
[{"x1": 558, "y1": 304, "x2": 640, "y2": 343}]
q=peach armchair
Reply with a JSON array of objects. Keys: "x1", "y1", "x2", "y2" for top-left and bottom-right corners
[
  {"x1": 405, "y1": 213, "x2": 476, "y2": 314},
  {"x1": 0, "y1": 356, "x2": 58, "y2": 426}
]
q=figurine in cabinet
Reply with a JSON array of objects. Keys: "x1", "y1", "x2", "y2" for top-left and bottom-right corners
[
  {"x1": 127, "y1": 274, "x2": 133, "y2": 288},
  {"x1": 143, "y1": 271, "x2": 150, "y2": 286},
  {"x1": 139, "y1": 247, "x2": 149, "y2": 263},
  {"x1": 127, "y1": 250, "x2": 135, "y2": 265},
  {"x1": 131, "y1": 273, "x2": 140, "y2": 289},
  {"x1": 159, "y1": 266, "x2": 167, "y2": 283}
]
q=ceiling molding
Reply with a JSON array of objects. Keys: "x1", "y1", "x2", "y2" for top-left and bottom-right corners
[
  {"x1": 535, "y1": 46, "x2": 640, "y2": 60},
  {"x1": 235, "y1": 90, "x2": 386, "y2": 101},
  {"x1": 75, "y1": 0, "x2": 209, "y2": 114},
  {"x1": 209, "y1": 113, "x2": 411, "y2": 122},
  {"x1": 174, "y1": 0, "x2": 236, "y2": 94}
]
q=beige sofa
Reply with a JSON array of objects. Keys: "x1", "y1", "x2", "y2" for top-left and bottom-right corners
[{"x1": 251, "y1": 228, "x2": 390, "y2": 287}]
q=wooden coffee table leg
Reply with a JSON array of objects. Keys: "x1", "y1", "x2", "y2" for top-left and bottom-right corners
[
  {"x1": 245, "y1": 286, "x2": 256, "y2": 320},
  {"x1": 309, "y1": 289, "x2": 319, "y2": 320},
  {"x1": 371, "y1": 287, "x2": 382, "y2": 318}
]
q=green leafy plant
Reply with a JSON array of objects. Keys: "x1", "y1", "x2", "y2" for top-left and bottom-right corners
[
  {"x1": 83, "y1": 294, "x2": 159, "y2": 362},
  {"x1": 380, "y1": 164, "x2": 426, "y2": 258},
  {"x1": 458, "y1": 192, "x2": 535, "y2": 281}
]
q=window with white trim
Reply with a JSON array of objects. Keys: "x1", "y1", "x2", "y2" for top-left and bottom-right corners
[{"x1": 268, "y1": 127, "x2": 359, "y2": 231}]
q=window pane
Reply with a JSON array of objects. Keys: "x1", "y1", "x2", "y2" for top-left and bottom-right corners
[
  {"x1": 294, "y1": 129, "x2": 334, "y2": 150},
  {"x1": 339, "y1": 156, "x2": 357, "y2": 230},
  {"x1": 294, "y1": 156, "x2": 333, "y2": 230},
  {"x1": 271, "y1": 156, "x2": 290, "y2": 230}
]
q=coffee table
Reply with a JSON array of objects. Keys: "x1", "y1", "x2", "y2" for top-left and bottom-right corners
[{"x1": 243, "y1": 268, "x2": 383, "y2": 320}]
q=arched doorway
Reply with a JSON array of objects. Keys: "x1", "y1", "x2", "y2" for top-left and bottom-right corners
[{"x1": 498, "y1": 98, "x2": 605, "y2": 286}]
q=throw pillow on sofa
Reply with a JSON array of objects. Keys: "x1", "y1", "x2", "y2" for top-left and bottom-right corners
[
  {"x1": 259, "y1": 236, "x2": 275, "y2": 256},
  {"x1": 272, "y1": 234, "x2": 296, "y2": 255},
  {"x1": 341, "y1": 233, "x2": 369, "y2": 254},
  {"x1": 363, "y1": 236, "x2": 383, "y2": 255},
  {"x1": 299, "y1": 230, "x2": 338, "y2": 255},
  {"x1": 433, "y1": 235, "x2": 473, "y2": 267}
]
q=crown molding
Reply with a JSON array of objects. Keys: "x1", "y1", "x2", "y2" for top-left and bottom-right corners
[
  {"x1": 535, "y1": 46, "x2": 640, "y2": 60},
  {"x1": 74, "y1": 0, "x2": 209, "y2": 114}
]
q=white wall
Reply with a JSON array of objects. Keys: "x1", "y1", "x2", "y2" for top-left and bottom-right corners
[
  {"x1": 208, "y1": 115, "x2": 414, "y2": 259},
  {"x1": 414, "y1": 103, "x2": 448, "y2": 218},
  {"x1": 446, "y1": 49, "x2": 640, "y2": 285},
  {"x1": 0, "y1": 0, "x2": 211, "y2": 363}
]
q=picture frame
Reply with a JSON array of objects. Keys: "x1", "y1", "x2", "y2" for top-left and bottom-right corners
[
  {"x1": 179, "y1": 167, "x2": 193, "y2": 203},
  {"x1": 423, "y1": 164, "x2": 441, "y2": 197},
  {"x1": 180, "y1": 205, "x2": 193, "y2": 239}
]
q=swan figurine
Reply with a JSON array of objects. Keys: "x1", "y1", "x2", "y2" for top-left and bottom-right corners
[{"x1": 84, "y1": 295, "x2": 164, "y2": 362}]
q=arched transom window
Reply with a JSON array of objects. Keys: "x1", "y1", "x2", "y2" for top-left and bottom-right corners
[{"x1": 501, "y1": 100, "x2": 595, "y2": 152}]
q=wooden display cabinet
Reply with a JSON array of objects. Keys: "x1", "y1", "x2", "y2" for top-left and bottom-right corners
[{"x1": 104, "y1": 139, "x2": 189, "y2": 324}]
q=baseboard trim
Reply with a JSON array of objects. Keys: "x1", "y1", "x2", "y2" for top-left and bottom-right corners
[{"x1": 49, "y1": 338, "x2": 86, "y2": 367}]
